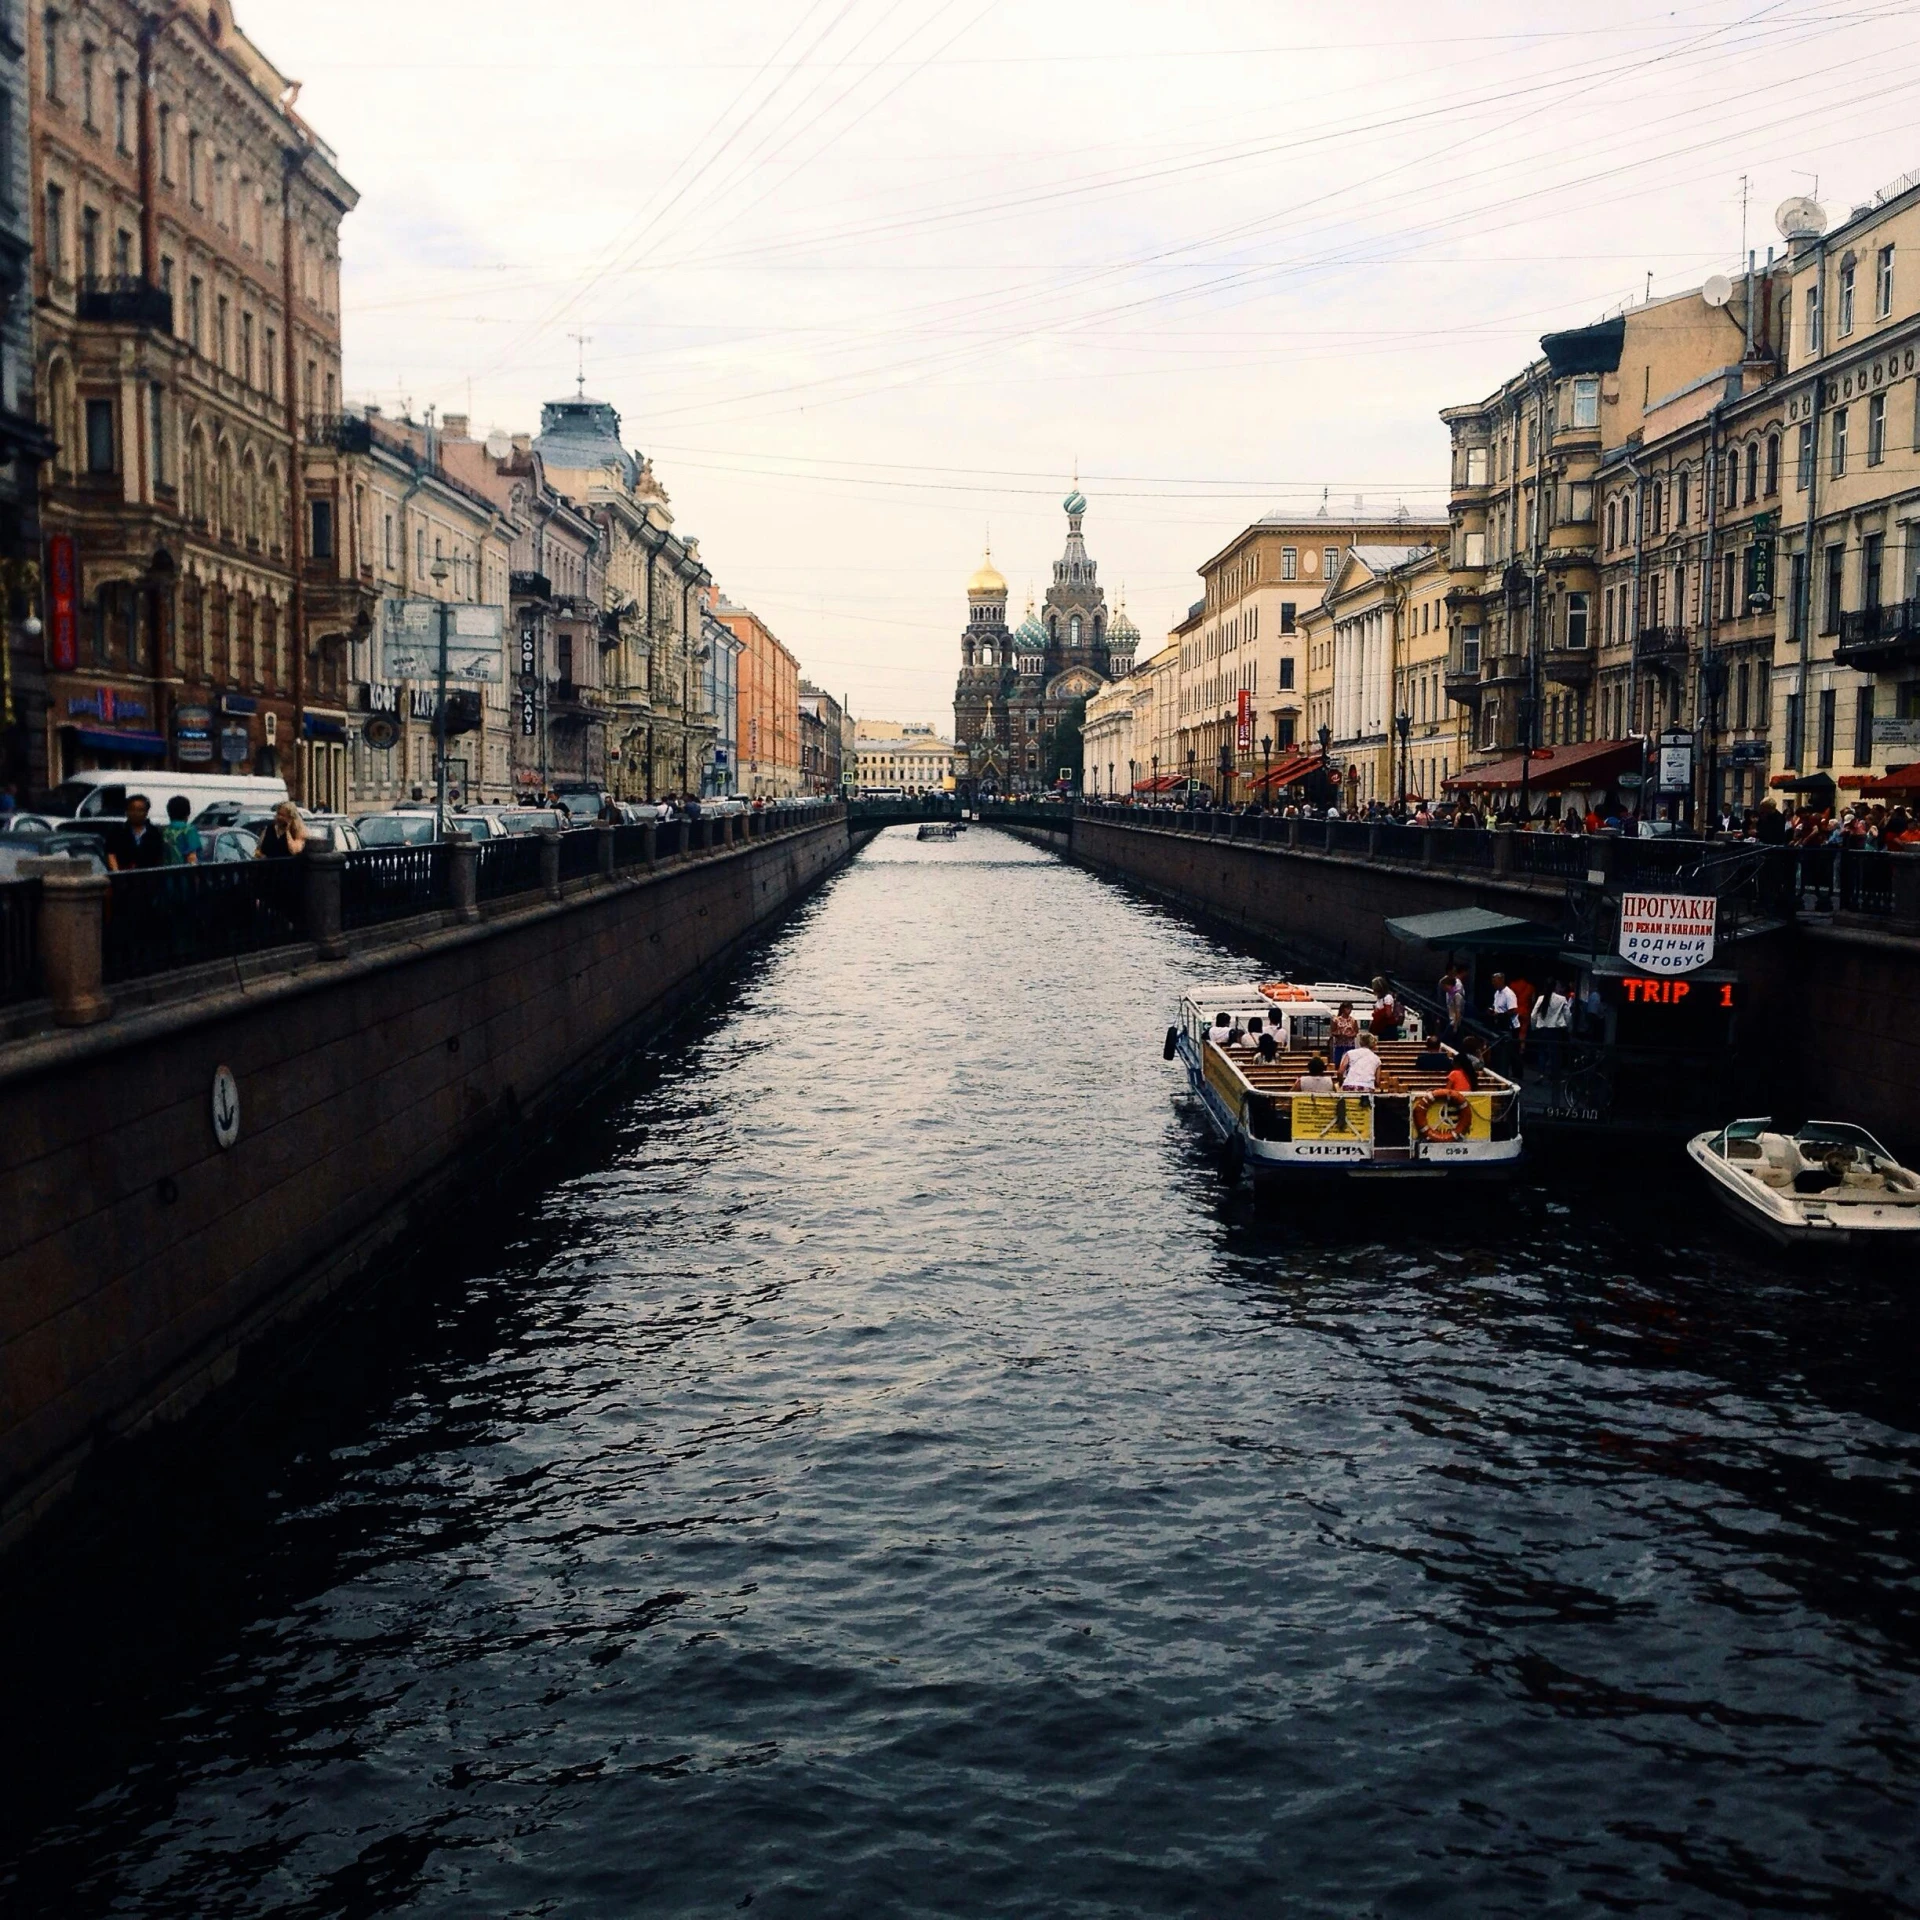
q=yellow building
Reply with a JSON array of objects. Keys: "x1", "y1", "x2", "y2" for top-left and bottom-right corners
[{"x1": 855, "y1": 724, "x2": 954, "y2": 792}]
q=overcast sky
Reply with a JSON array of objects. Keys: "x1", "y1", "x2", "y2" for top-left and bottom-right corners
[{"x1": 246, "y1": 0, "x2": 1920, "y2": 725}]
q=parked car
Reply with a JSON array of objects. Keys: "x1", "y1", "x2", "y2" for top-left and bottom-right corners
[
  {"x1": 552, "y1": 785, "x2": 610, "y2": 824},
  {"x1": 42, "y1": 771, "x2": 288, "y2": 826},
  {"x1": 615, "y1": 801, "x2": 671, "y2": 824},
  {"x1": 0, "y1": 811, "x2": 58, "y2": 835},
  {"x1": 355, "y1": 812, "x2": 441, "y2": 848},
  {"x1": 203, "y1": 826, "x2": 261, "y2": 863},
  {"x1": 230, "y1": 808, "x2": 363, "y2": 853}
]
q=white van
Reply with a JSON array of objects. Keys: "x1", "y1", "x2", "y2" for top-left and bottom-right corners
[{"x1": 41, "y1": 770, "x2": 290, "y2": 825}]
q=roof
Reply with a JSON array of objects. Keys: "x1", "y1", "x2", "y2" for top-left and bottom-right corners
[
  {"x1": 1385, "y1": 907, "x2": 1562, "y2": 951},
  {"x1": 534, "y1": 397, "x2": 639, "y2": 489},
  {"x1": 1444, "y1": 739, "x2": 1639, "y2": 792},
  {"x1": 1540, "y1": 315, "x2": 1627, "y2": 376},
  {"x1": 1347, "y1": 543, "x2": 1433, "y2": 573}
]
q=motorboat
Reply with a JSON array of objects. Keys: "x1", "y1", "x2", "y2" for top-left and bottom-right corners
[
  {"x1": 1687, "y1": 1118, "x2": 1920, "y2": 1247},
  {"x1": 1165, "y1": 980, "x2": 1523, "y2": 1181},
  {"x1": 916, "y1": 822, "x2": 958, "y2": 841}
]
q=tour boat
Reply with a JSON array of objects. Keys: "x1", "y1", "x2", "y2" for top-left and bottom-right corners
[
  {"x1": 1687, "y1": 1118, "x2": 1920, "y2": 1248},
  {"x1": 1164, "y1": 980, "x2": 1523, "y2": 1180},
  {"x1": 916, "y1": 822, "x2": 958, "y2": 841}
]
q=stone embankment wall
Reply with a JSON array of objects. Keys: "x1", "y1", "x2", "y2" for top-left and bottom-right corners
[{"x1": 1, "y1": 818, "x2": 851, "y2": 1549}]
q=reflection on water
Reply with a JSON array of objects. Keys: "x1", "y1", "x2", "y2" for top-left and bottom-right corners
[{"x1": 3, "y1": 825, "x2": 1918, "y2": 1918}]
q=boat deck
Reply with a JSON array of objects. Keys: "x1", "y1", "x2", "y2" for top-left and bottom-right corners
[{"x1": 1210, "y1": 1040, "x2": 1515, "y2": 1098}]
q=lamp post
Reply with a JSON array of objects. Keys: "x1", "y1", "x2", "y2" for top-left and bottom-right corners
[
  {"x1": 1218, "y1": 740, "x2": 1233, "y2": 810},
  {"x1": 1186, "y1": 747, "x2": 1195, "y2": 807},
  {"x1": 1395, "y1": 710, "x2": 1412, "y2": 812},
  {"x1": 1128, "y1": 756, "x2": 1136, "y2": 802},
  {"x1": 1699, "y1": 653, "x2": 1728, "y2": 833},
  {"x1": 1517, "y1": 692, "x2": 1537, "y2": 824},
  {"x1": 430, "y1": 555, "x2": 451, "y2": 837},
  {"x1": 1151, "y1": 753, "x2": 1159, "y2": 802},
  {"x1": 1261, "y1": 733, "x2": 1272, "y2": 808},
  {"x1": 1318, "y1": 723, "x2": 1332, "y2": 809}
]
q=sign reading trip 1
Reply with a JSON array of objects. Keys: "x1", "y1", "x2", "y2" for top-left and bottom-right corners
[{"x1": 1617, "y1": 890, "x2": 1717, "y2": 974}]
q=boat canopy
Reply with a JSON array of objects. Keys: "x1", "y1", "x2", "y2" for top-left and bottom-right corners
[{"x1": 1384, "y1": 907, "x2": 1562, "y2": 950}]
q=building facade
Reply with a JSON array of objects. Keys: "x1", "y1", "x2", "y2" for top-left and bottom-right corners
[
  {"x1": 798, "y1": 681, "x2": 849, "y2": 793},
  {"x1": 31, "y1": 0, "x2": 354, "y2": 798},
  {"x1": 720, "y1": 595, "x2": 800, "y2": 797},
  {"x1": 952, "y1": 489, "x2": 1139, "y2": 795},
  {"x1": 1174, "y1": 513, "x2": 1445, "y2": 802},
  {"x1": 854, "y1": 722, "x2": 953, "y2": 792}
]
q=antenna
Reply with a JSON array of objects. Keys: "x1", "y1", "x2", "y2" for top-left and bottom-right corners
[
  {"x1": 568, "y1": 331, "x2": 592, "y2": 397},
  {"x1": 1739, "y1": 173, "x2": 1749, "y2": 260},
  {"x1": 1645, "y1": 269, "x2": 1654, "y2": 305}
]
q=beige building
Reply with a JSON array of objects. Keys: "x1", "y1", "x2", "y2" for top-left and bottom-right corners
[
  {"x1": 1175, "y1": 514, "x2": 1445, "y2": 802},
  {"x1": 855, "y1": 723, "x2": 954, "y2": 792},
  {"x1": 1082, "y1": 637, "x2": 1182, "y2": 796},
  {"x1": 1764, "y1": 177, "x2": 1920, "y2": 795}
]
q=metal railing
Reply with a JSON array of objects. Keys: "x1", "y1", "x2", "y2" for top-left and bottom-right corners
[
  {"x1": 340, "y1": 843, "x2": 453, "y2": 929},
  {"x1": 474, "y1": 834, "x2": 545, "y2": 901},
  {"x1": 102, "y1": 861, "x2": 308, "y2": 984},
  {"x1": 559, "y1": 827, "x2": 602, "y2": 881},
  {"x1": 1, "y1": 879, "x2": 40, "y2": 1003}
]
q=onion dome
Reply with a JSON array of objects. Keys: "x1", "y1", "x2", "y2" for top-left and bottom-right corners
[
  {"x1": 968, "y1": 546, "x2": 1007, "y2": 597},
  {"x1": 1063, "y1": 487, "x2": 1087, "y2": 516}
]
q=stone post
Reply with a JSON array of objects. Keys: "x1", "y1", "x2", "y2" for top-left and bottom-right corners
[
  {"x1": 539, "y1": 828, "x2": 562, "y2": 900},
  {"x1": 1287, "y1": 816, "x2": 1301, "y2": 850},
  {"x1": 305, "y1": 847, "x2": 349, "y2": 960},
  {"x1": 1492, "y1": 827, "x2": 1514, "y2": 877},
  {"x1": 1366, "y1": 823, "x2": 1382, "y2": 861},
  {"x1": 447, "y1": 835, "x2": 479, "y2": 925},
  {"x1": 1586, "y1": 832, "x2": 1618, "y2": 885},
  {"x1": 596, "y1": 822, "x2": 616, "y2": 880},
  {"x1": 643, "y1": 822, "x2": 659, "y2": 872},
  {"x1": 21, "y1": 858, "x2": 111, "y2": 1026},
  {"x1": 1891, "y1": 851, "x2": 1920, "y2": 928},
  {"x1": 1421, "y1": 826, "x2": 1437, "y2": 866},
  {"x1": 1324, "y1": 819, "x2": 1336, "y2": 853}
]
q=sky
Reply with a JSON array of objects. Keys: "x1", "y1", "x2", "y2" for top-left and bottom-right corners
[{"x1": 244, "y1": 0, "x2": 1920, "y2": 726}]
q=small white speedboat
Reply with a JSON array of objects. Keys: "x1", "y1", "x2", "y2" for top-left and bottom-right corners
[{"x1": 1688, "y1": 1118, "x2": 1920, "y2": 1248}]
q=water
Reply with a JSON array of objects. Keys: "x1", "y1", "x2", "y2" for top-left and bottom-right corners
[{"x1": 5, "y1": 825, "x2": 1919, "y2": 1918}]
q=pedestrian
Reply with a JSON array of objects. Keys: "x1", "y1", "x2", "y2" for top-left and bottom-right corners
[
  {"x1": 1329, "y1": 1000, "x2": 1359, "y2": 1071},
  {"x1": 1438, "y1": 967, "x2": 1467, "y2": 1040},
  {"x1": 1340, "y1": 1031, "x2": 1383, "y2": 1092},
  {"x1": 1489, "y1": 971, "x2": 1520, "y2": 1076},
  {"x1": 162, "y1": 794, "x2": 203, "y2": 866},
  {"x1": 1530, "y1": 978, "x2": 1571, "y2": 1086},
  {"x1": 1369, "y1": 975, "x2": 1402, "y2": 1043},
  {"x1": 103, "y1": 794, "x2": 167, "y2": 870},
  {"x1": 254, "y1": 802, "x2": 308, "y2": 859}
]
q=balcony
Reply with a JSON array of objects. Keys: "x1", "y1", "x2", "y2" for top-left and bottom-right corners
[
  {"x1": 1543, "y1": 643, "x2": 1594, "y2": 687},
  {"x1": 77, "y1": 275, "x2": 173, "y2": 332},
  {"x1": 1443, "y1": 651, "x2": 1484, "y2": 703},
  {"x1": 1836, "y1": 600, "x2": 1920, "y2": 671},
  {"x1": 511, "y1": 570, "x2": 552, "y2": 603},
  {"x1": 305, "y1": 413, "x2": 372, "y2": 454},
  {"x1": 1635, "y1": 624, "x2": 1689, "y2": 671}
]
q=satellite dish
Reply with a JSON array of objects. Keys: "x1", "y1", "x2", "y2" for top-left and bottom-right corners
[
  {"x1": 1702, "y1": 273, "x2": 1733, "y2": 309},
  {"x1": 484, "y1": 428, "x2": 512, "y2": 461},
  {"x1": 1775, "y1": 195, "x2": 1826, "y2": 242}
]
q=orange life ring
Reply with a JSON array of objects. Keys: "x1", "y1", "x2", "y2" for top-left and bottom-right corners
[{"x1": 1413, "y1": 1090, "x2": 1472, "y2": 1142}]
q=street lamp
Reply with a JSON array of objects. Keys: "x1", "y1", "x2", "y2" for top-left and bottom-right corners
[
  {"x1": 1218, "y1": 740, "x2": 1233, "y2": 810},
  {"x1": 1261, "y1": 733, "x2": 1272, "y2": 808},
  {"x1": 1107, "y1": 760, "x2": 1113, "y2": 801},
  {"x1": 1395, "y1": 710, "x2": 1412, "y2": 812},
  {"x1": 430, "y1": 554, "x2": 451, "y2": 837},
  {"x1": 1186, "y1": 747, "x2": 1195, "y2": 806}
]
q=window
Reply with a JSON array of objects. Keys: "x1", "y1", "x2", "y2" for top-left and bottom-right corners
[
  {"x1": 1817, "y1": 687, "x2": 1836, "y2": 766},
  {"x1": 1784, "y1": 691, "x2": 1803, "y2": 767},
  {"x1": 1722, "y1": 551, "x2": 1737, "y2": 620},
  {"x1": 1741, "y1": 442, "x2": 1756, "y2": 503},
  {"x1": 1789, "y1": 552, "x2": 1809, "y2": 641},
  {"x1": 1567, "y1": 482, "x2": 1593, "y2": 522},
  {"x1": 1839, "y1": 258, "x2": 1856, "y2": 336},
  {"x1": 1324, "y1": 547, "x2": 1339, "y2": 581},
  {"x1": 112, "y1": 227, "x2": 130, "y2": 277},
  {"x1": 1463, "y1": 530, "x2": 1486, "y2": 568},
  {"x1": 113, "y1": 70, "x2": 128, "y2": 151},
  {"x1": 79, "y1": 204, "x2": 97, "y2": 280},
  {"x1": 1281, "y1": 547, "x2": 1297, "y2": 580},
  {"x1": 79, "y1": 39, "x2": 93, "y2": 127},
  {"x1": 1806, "y1": 281, "x2": 1822, "y2": 356},
  {"x1": 1765, "y1": 433, "x2": 1779, "y2": 496},
  {"x1": 1649, "y1": 481, "x2": 1663, "y2": 533},
  {"x1": 1823, "y1": 545, "x2": 1844, "y2": 633},
  {"x1": 1796, "y1": 422, "x2": 1812, "y2": 488},
  {"x1": 42, "y1": 8, "x2": 58, "y2": 98},
  {"x1": 186, "y1": 275, "x2": 202, "y2": 351},
  {"x1": 1279, "y1": 601, "x2": 1296, "y2": 634},
  {"x1": 148, "y1": 381, "x2": 165, "y2": 486},
  {"x1": 1725, "y1": 455, "x2": 1738, "y2": 511},
  {"x1": 215, "y1": 294, "x2": 229, "y2": 368},
  {"x1": 1465, "y1": 446, "x2": 1488, "y2": 486},
  {"x1": 1565, "y1": 592, "x2": 1590, "y2": 650},
  {"x1": 1278, "y1": 714, "x2": 1296, "y2": 749},
  {"x1": 1831, "y1": 407, "x2": 1848, "y2": 477},
  {"x1": 1572, "y1": 376, "x2": 1600, "y2": 428},
  {"x1": 1677, "y1": 469, "x2": 1691, "y2": 527},
  {"x1": 1868, "y1": 392, "x2": 1886, "y2": 465},
  {"x1": 1855, "y1": 685, "x2": 1876, "y2": 767},
  {"x1": 187, "y1": 130, "x2": 201, "y2": 206},
  {"x1": 41, "y1": 182, "x2": 63, "y2": 276},
  {"x1": 1876, "y1": 244, "x2": 1895, "y2": 319},
  {"x1": 1461, "y1": 624, "x2": 1482, "y2": 673},
  {"x1": 1605, "y1": 498, "x2": 1617, "y2": 549},
  {"x1": 159, "y1": 253, "x2": 172, "y2": 293},
  {"x1": 383, "y1": 512, "x2": 394, "y2": 569},
  {"x1": 1279, "y1": 655, "x2": 1295, "y2": 690},
  {"x1": 157, "y1": 103, "x2": 172, "y2": 182},
  {"x1": 264, "y1": 327, "x2": 276, "y2": 398},
  {"x1": 309, "y1": 499, "x2": 333, "y2": 561},
  {"x1": 84, "y1": 396, "x2": 114, "y2": 472},
  {"x1": 241, "y1": 312, "x2": 254, "y2": 386},
  {"x1": 1736, "y1": 662, "x2": 1751, "y2": 731},
  {"x1": 415, "y1": 525, "x2": 425, "y2": 575},
  {"x1": 1864, "y1": 531, "x2": 1884, "y2": 609}
]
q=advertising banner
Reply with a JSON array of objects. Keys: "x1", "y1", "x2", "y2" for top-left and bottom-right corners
[
  {"x1": 1236, "y1": 687, "x2": 1252, "y2": 752},
  {"x1": 48, "y1": 535, "x2": 76, "y2": 670},
  {"x1": 381, "y1": 599, "x2": 505, "y2": 682},
  {"x1": 174, "y1": 702, "x2": 214, "y2": 764},
  {"x1": 1617, "y1": 890, "x2": 1717, "y2": 974}
]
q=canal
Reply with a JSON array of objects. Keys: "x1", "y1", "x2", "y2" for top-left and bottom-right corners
[{"x1": 4, "y1": 825, "x2": 1919, "y2": 1917}]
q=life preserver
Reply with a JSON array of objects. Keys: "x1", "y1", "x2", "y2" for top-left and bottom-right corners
[{"x1": 1413, "y1": 1090, "x2": 1472, "y2": 1142}]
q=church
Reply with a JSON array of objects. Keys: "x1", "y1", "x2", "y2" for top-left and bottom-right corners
[{"x1": 953, "y1": 487, "x2": 1139, "y2": 794}]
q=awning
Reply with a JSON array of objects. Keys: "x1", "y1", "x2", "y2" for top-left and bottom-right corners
[
  {"x1": 67, "y1": 726, "x2": 167, "y2": 756},
  {"x1": 1132, "y1": 773, "x2": 1183, "y2": 793},
  {"x1": 1385, "y1": 906, "x2": 1563, "y2": 951},
  {"x1": 1250, "y1": 750, "x2": 1324, "y2": 790},
  {"x1": 1861, "y1": 762, "x2": 1920, "y2": 796},
  {"x1": 1445, "y1": 739, "x2": 1640, "y2": 792},
  {"x1": 1773, "y1": 770, "x2": 1837, "y2": 796}
]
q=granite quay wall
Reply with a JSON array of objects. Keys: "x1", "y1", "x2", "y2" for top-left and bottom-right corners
[{"x1": 0, "y1": 811, "x2": 850, "y2": 1550}]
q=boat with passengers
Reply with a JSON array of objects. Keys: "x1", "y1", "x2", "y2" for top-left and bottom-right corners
[{"x1": 1166, "y1": 980, "x2": 1524, "y2": 1179}]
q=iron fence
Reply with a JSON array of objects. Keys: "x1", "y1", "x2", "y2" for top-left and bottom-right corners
[
  {"x1": 340, "y1": 844, "x2": 452, "y2": 929},
  {"x1": 1840, "y1": 848, "x2": 1893, "y2": 914},
  {"x1": 559, "y1": 828, "x2": 603, "y2": 881},
  {"x1": 612, "y1": 823, "x2": 652, "y2": 867},
  {"x1": 0, "y1": 879, "x2": 40, "y2": 1003},
  {"x1": 474, "y1": 833, "x2": 545, "y2": 901},
  {"x1": 102, "y1": 860, "x2": 308, "y2": 984}
]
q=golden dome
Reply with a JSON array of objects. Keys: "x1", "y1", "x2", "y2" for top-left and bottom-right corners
[{"x1": 968, "y1": 547, "x2": 1007, "y2": 598}]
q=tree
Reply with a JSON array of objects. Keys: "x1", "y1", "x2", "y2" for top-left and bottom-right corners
[{"x1": 1041, "y1": 696, "x2": 1087, "y2": 790}]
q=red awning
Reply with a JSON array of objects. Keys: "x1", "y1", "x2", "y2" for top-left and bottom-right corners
[
  {"x1": 1132, "y1": 773, "x2": 1184, "y2": 793},
  {"x1": 1250, "y1": 750, "x2": 1323, "y2": 791},
  {"x1": 1861, "y1": 761, "x2": 1920, "y2": 796},
  {"x1": 1443, "y1": 739, "x2": 1640, "y2": 793}
]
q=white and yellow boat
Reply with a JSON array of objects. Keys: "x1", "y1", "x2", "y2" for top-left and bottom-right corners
[{"x1": 1165, "y1": 980, "x2": 1524, "y2": 1180}]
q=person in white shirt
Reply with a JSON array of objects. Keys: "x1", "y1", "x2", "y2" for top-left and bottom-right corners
[
  {"x1": 1529, "y1": 980, "x2": 1572, "y2": 1084},
  {"x1": 1340, "y1": 1037, "x2": 1382, "y2": 1091},
  {"x1": 1490, "y1": 972, "x2": 1520, "y2": 1075}
]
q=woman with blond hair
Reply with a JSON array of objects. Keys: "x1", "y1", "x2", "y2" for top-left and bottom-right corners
[{"x1": 254, "y1": 801, "x2": 309, "y2": 859}]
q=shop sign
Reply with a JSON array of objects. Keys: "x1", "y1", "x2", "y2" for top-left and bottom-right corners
[
  {"x1": 363, "y1": 712, "x2": 401, "y2": 751},
  {"x1": 363, "y1": 681, "x2": 399, "y2": 714},
  {"x1": 1656, "y1": 730, "x2": 1694, "y2": 794},
  {"x1": 1871, "y1": 716, "x2": 1920, "y2": 749},
  {"x1": 48, "y1": 534, "x2": 76, "y2": 670},
  {"x1": 519, "y1": 686, "x2": 537, "y2": 737},
  {"x1": 175, "y1": 703, "x2": 214, "y2": 764},
  {"x1": 1617, "y1": 890, "x2": 1717, "y2": 975},
  {"x1": 66, "y1": 688, "x2": 148, "y2": 723},
  {"x1": 220, "y1": 723, "x2": 251, "y2": 764},
  {"x1": 1236, "y1": 687, "x2": 1252, "y2": 752},
  {"x1": 409, "y1": 687, "x2": 439, "y2": 720}
]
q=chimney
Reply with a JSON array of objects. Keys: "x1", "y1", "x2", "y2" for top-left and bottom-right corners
[
  {"x1": 512, "y1": 432, "x2": 532, "y2": 455},
  {"x1": 442, "y1": 413, "x2": 470, "y2": 439}
]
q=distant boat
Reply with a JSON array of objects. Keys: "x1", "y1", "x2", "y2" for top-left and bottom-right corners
[{"x1": 916, "y1": 822, "x2": 957, "y2": 841}]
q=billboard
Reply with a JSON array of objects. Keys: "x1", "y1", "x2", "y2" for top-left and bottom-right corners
[
  {"x1": 1617, "y1": 890, "x2": 1717, "y2": 974},
  {"x1": 381, "y1": 598, "x2": 505, "y2": 682}
]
